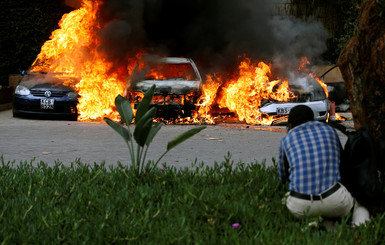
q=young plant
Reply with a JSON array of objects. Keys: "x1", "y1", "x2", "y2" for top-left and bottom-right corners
[{"x1": 104, "y1": 85, "x2": 206, "y2": 175}]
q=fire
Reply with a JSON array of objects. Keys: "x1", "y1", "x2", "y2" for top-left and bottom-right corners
[
  {"x1": 309, "y1": 72, "x2": 329, "y2": 98},
  {"x1": 146, "y1": 70, "x2": 166, "y2": 80},
  {"x1": 298, "y1": 57, "x2": 329, "y2": 98},
  {"x1": 335, "y1": 113, "x2": 346, "y2": 121},
  {"x1": 30, "y1": 0, "x2": 333, "y2": 125},
  {"x1": 219, "y1": 59, "x2": 294, "y2": 125},
  {"x1": 31, "y1": 0, "x2": 100, "y2": 74},
  {"x1": 30, "y1": 0, "x2": 129, "y2": 121},
  {"x1": 298, "y1": 56, "x2": 310, "y2": 71},
  {"x1": 75, "y1": 59, "x2": 126, "y2": 121},
  {"x1": 145, "y1": 63, "x2": 196, "y2": 81},
  {"x1": 193, "y1": 58, "x2": 295, "y2": 125},
  {"x1": 194, "y1": 74, "x2": 222, "y2": 124}
]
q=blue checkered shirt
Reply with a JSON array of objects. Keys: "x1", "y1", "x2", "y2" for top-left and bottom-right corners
[{"x1": 278, "y1": 120, "x2": 341, "y2": 195}]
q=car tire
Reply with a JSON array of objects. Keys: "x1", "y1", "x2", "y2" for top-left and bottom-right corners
[{"x1": 12, "y1": 109, "x2": 20, "y2": 118}]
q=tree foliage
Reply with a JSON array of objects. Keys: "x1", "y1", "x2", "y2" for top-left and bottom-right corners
[
  {"x1": 0, "y1": 0, "x2": 72, "y2": 84},
  {"x1": 335, "y1": 0, "x2": 364, "y2": 59},
  {"x1": 289, "y1": 0, "x2": 363, "y2": 63}
]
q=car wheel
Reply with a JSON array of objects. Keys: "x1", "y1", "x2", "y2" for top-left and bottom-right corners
[{"x1": 12, "y1": 109, "x2": 20, "y2": 118}]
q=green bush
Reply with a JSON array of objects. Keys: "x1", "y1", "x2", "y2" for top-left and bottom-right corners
[{"x1": 0, "y1": 155, "x2": 384, "y2": 244}]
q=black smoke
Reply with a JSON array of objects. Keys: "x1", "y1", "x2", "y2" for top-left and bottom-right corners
[{"x1": 68, "y1": 0, "x2": 329, "y2": 78}]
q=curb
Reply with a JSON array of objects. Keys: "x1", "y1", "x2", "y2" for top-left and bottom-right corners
[{"x1": 0, "y1": 103, "x2": 12, "y2": 111}]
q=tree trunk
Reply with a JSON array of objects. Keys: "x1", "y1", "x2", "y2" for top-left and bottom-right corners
[{"x1": 338, "y1": 0, "x2": 385, "y2": 139}]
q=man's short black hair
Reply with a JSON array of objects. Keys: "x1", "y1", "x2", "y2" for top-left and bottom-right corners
[{"x1": 288, "y1": 105, "x2": 314, "y2": 128}]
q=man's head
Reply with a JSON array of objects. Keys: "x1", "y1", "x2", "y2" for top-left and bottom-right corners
[{"x1": 287, "y1": 105, "x2": 314, "y2": 131}]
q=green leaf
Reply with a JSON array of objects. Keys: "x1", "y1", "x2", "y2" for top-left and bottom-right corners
[
  {"x1": 135, "y1": 84, "x2": 156, "y2": 125},
  {"x1": 115, "y1": 95, "x2": 134, "y2": 125},
  {"x1": 167, "y1": 126, "x2": 206, "y2": 151},
  {"x1": 145, "y1": 123, "x2": 163, "y2": 146},
  {"x1": 134, "y1": 118, "x2": 153, "y2": 147},
  {"x1": 136, "y1": 107, "x2": 157, "y2": 126},
  {"x1": 135, "y1": 106, "x2": 157, "y2": 127},
  {"x1": 103, "y1": 118, "x2": 132, "y2": 142},
  {"x1": 133, "y1": 107, "x2": 157, "y2": 146}
]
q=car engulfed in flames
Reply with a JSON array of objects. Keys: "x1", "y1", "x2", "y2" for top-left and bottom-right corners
[
  {"x1": 259, "y1": 76, "x2": 329, "y2": 122},
  {"x1": 126, "y1": 57, "x2": 202, "y2": 120},
  {"x1": 190, "y1": 58, "x2": 330, "y2": 125},
  {"x1": 23, "y1": 0, "x2": 335, "y2": 126}
]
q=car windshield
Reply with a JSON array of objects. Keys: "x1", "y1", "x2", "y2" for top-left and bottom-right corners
[
  {"x1": 141, "y1": 63, "x2": 198, "y2": 81},
  {"x1": 21, "y1": 72, "x2": 78, "y2": 87}
]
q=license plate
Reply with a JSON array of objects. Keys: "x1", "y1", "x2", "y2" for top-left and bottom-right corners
[
  {"x1": 277, "y1": 107, "x2": 291, "y2": 115},
  {"x1": 40, "y1": 99, "x2": 54, "y2": 109}
]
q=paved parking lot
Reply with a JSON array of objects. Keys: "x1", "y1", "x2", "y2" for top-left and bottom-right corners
[
  {"x1": 0, "y1": 109, "x2": 287, "y2": 168},
  {"x1": 0, "y1": 109, "x2": 353, "y2": 168}
]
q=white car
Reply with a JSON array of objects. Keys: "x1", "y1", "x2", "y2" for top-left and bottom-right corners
[
  {"x1": 127, "y1": 57, "x2": 202, "y2": 118},
  {"x1": 259, "y1": 77, "x2": 329, "y2": 122}
]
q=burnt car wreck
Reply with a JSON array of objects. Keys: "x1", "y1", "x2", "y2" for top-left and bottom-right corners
[
  {"x1": 126, "y1": 57, "x2": 202, "y2": 119},
  {"x1": 259, "y1": 76, "x2": 329, "y2": 122}
]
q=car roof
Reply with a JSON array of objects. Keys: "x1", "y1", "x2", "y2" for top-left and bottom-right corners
[{"x1": 158, "y1": 57, "x2": 192, "y2": 64}]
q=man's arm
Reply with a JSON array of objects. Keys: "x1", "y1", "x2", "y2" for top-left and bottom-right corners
[{"x1": 277, "y1": 141, "x2": 289, "y2": 183}]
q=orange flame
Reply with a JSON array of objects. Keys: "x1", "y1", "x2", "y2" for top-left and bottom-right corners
[
  {"x1": 193, "y1": 74, "x2": 222, "y2": 124},
  {"x1": 193, "y1": 58, "x2": 295, "y2": 125},
  {"x1": 308, "y1": 73, "x2": 329, "y2": 98},
  {"x1": 298, "y1": 56, "x2": 310, "y2": 71},
  {"x1": 30, "y1": 0, "x2": 130, "y2": 121},
  {"x1": 30, "y1": 0, "x2": 333, "y2": 125},
  {"x1": 335, "y1": 113, "x2": 346, "y2": 121},
  {"x1": 31, "y1": 0, "x2": 101, "y2": 74},
  {"x1": 298, "y1": 57, "x2": 329, "y2": 98}
]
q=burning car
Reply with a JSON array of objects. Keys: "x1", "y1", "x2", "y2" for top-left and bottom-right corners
[
  {"x1": 259, "y1": 76, "x2": 329, "y2": 122},
  {"x1": 13, "y1": 72, "x2": 79, "y2": 120},
  {"x1": 127, "y1": 57, "x2": 202, "y2": 119}
]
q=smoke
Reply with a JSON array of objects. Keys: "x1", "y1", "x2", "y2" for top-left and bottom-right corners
[
  {"x1": 269, "y1": 16, "x2": 330, "y2": 77},
  {"x1": 67, "y1": 0, "x2": 329, "y2": 78},
  {"x1": 65, "y1": 0, "x2": 82, "y2": 9}
]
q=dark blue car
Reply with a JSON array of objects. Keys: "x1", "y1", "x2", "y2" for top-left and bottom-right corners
[{"x1": 13, "y1": 72, "x2": 79, "y2": 120}]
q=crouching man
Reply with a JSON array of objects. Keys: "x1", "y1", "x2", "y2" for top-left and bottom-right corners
[{"x1": 278, "y1": 105, "x2": 369, "y2": 226}]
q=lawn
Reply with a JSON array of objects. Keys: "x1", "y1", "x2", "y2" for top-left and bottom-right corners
[{"x1": 0, "y1": 155, "x2": 384, "y2": 244}]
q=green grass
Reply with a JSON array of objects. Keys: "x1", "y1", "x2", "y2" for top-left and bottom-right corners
[{"x1": 0, "y1": 155, "x2": 384, "y2": 244}]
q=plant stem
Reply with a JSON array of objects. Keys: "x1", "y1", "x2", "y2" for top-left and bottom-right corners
[
  {"x1": 141, "y1": 146, "x2": 150, "y2": 173},
  {"x1": 136, "y1": 145, "x2": 141, "y2": 176},
  {"x1": 125, "y1": 141, "x2": 134, "y2": 166},
  {"x1": 129, "y1": 139, "x2": 135, "y2": 165},
  {"x1": 155, "y1": 150, "x2": 170, "y2": 166},
  {"x1": 138, "y1": 146, "x2": 145, "y2": 174}
]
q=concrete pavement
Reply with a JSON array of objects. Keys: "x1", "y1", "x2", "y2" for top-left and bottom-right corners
[
  {"x1": 0, "y1": 108, "x2": 354, "y2": 168},
  {"x1": 0, "y1": 109, "x2": 286, "y2": 168}
]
